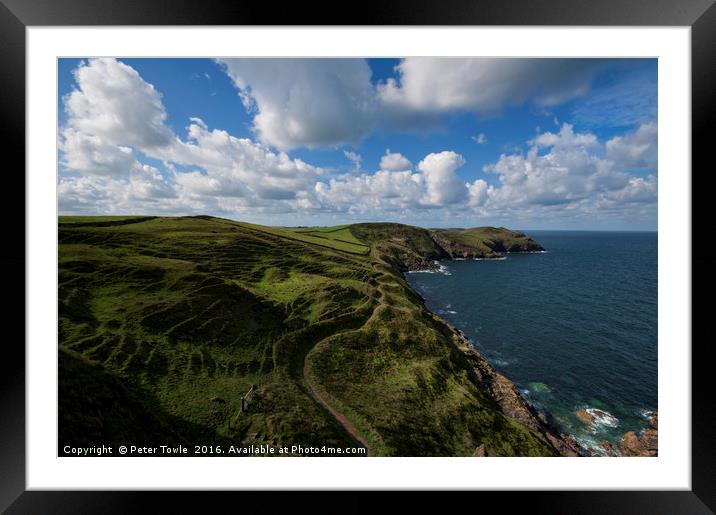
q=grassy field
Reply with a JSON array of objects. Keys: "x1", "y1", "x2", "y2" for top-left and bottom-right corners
[
  {"x1": 58, "y1": 215, "x2": 554, "y2": 456},
  {"x1": 237, "y1": 222, "x2": 369, "y2": 255}
]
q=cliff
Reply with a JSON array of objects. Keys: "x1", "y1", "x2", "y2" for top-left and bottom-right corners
[
  {"x1": 352, "y1": 223, "x2": 583, "y2": 456},
  {"x1": 443, "y1": 324, "x2": 585, "y2": 456},
  {"x1": 431, "y1": 227, "x2": 545, "y2": 259},
  {"x1": 351, "y1": 223, "x2": 545, "y2": 271}
]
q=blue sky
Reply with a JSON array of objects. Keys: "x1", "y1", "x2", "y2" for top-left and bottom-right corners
[{"x1": 57, "y1": 58, "x2": 657, "y2": 230}]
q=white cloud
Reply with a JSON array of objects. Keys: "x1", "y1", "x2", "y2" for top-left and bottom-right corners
[
  {"x1": 531, "y1": 123, "x2": 599, "y2": 149},
  {"x1": 417, "y1": 151, "x2": 468, "y2": 206},
  {"x1": 379, "y1": 150, "x2": 412, "y2": 172},
  {"x1": 59, "y1": 128, "x2": 141, "y2": 176},
  {"x1": 467, "y1": 179, "x2": 489, "y2": 207},
  {"x1": 472, "y1": 133, "x2": 487, "y2": 145},
  {"x1": 59, "y1": 58, "x2": 174, "y2": 178},
  {"x1": 166, "y1": 119, "x2": 322, "y2": 200},
  {"x1": 60, "y1": 59, "x2": 324, "y2": 213},
  {"x1": 217, "y1": 58, "x2": 376, "y2": 150},
  {"x1": 58, "y1": 176, "x2": 112, "y2": 212},
  {"x1": 481, "y1": 123, "x2": 656, "y2": 213},
  {"x1": 603, "y1": 174, "x2": 657, "y2": 203},
  {"x1": 173, "y1": 170, "x2": 232, "y2": 197},
  {"x1": 58, "y1": 165, "x2": 179, "y2": 215},
  {"x1": 484, "y1": 124, "x2": 628, "y2": 207},
  {"x1": 216, "y1": 58, "x2": 610, "y2": 150},
  {"x1": 314, "y1": 150, "x2": 468, "y2": 213},
  {"x1": 63, "y1": 58, "x2": 172, "y2": 151},
  {"x1": 315, "y1": 170, "x2": 423, "y2": 213},
  {"x1": 377, "y1": 58, "x2": 603, "y2": 116},
  {"x1": 126, "y1": 165, "x2": 178, "y2": 200},
  {"x1": 606, "y1": 121, "x2": 657, "y2": 168}
]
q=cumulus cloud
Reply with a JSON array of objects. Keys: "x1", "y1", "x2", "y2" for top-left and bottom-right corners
[
  {"x1": 377, "y1": 58, "x2": 604, "y2": 116},
  {"x1": 166, "y1": 119, "x2": 322, "y2": 200},
  {"x1": 603, "y1": 174, "x2": 657, "y2": 203},
  {"x1": 63, "y1": 58, "x2": 173, "y2": 151},
  {"x1": 216, "y1": 58, "x2": 612, "y2": 150},
  {"x1": 417, "y1": 151, "x2": 468, "y2": 206},
  {"x1": 60, "y1": 58, "x2": 324, "y2": 214},
  {"x1": 314, "y1": 150, "x2": 469, "y2": 214},
  {"x1": 59, "y1": 128, "x2": 141, "y2": 176},
  {"x1": 467, "y1": 179, "x2": 489, "y2": 207},
  {"x1": 315, "y1": 170, "x2": 423, "y2": 214},
  {"x1": 531, "y1": 123, "x2": 599, "y2": 149},
  {"x1": 58, "y1": 165, "x2": 179, "y2": 215},
  {"x1": 379, "y1": 150, "x2": 412, "y2": 172},
  {"x1": 485, "y1": 125, "x2": 622, "y2": 207},
  {"x1": 480, "y1": 122, "x2": 657, "y2": 212},
  {"x1": 217, "y1": 58, "x2": 376, "y2": 150},
  {"x1": 606, "y1": 121, "x2": 657, "y2": 168}
]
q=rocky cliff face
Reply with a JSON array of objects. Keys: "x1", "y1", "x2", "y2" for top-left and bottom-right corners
[
  {"x1": 373, "y1": 240, "x2": 447, "y2": 273},
  {"x1": 446, "y1": 324, "x2": 585, "y2": 457},
  {"x1": 430, "y1": 228, "x2": 546, "y2": 260},
  {"x1": 429, "y1": 232, "x2": 499, "y2": 259}
]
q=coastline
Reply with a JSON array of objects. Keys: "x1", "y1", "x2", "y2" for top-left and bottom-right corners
[
  {"x1": 440, "y1": 317, "x2": 585, "y2": 456},
  {"x1": 405, "y1": 265, "x2": 585, "y2": 457},
  {"x1": 366, "y1": 225, "x2": 586, "y2": 456},
  {"x1": 404, "y1": 257, "x2": 658, "y2": 458}
]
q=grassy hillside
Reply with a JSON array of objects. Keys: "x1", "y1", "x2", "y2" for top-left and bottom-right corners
[
  {"x1": 59, "y1": 347, "x2": 214, "y2": 450},
  {"x1": 433, "y1": 227, "x2": 545, "y2": 258},
  {"x1": 237, "y1": 221, "x2": 369, "y2": 255},
  {"x1": 58, "y1": 215, "x2": 555, "y2": 456},
  {"x1": 290, "y1": 225, "x2": 368, "y2": 247}
]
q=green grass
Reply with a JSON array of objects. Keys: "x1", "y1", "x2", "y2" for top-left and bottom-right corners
[
  {"x1": 58, "y1": 215, "x2": 554, "y2": 456},
  {"x1": 433, "y1": 226, "x2": 544, "y2": 256},
  {"x1": 235, "y1": 222, "x2": 369, "y2": 255},
  {"x1": 290, "y1": 224, "x2": 367, "y2": 247}
]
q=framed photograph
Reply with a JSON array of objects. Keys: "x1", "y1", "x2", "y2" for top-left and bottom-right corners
[{"x1": 2, "y1": 0, "x2": 712, "y2": 511}]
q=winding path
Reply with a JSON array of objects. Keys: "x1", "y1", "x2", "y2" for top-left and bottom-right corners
[
  {"x1": 302, "y1": 358, "x2": 371, "y2": 455},
  {"x1": 299, "y1": 278, "x2": 390, "y2": 456}
]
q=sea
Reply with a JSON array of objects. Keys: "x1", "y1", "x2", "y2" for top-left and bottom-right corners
[{"x1": 405, "y1": 231, "x2": 657, "y2": 451}]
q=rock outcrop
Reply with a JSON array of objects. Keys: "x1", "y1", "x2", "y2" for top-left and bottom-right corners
[
  {"x1": 620, "y1": 411, "x2": 658, "y2": 457},
  {"x1": 575, "y1": 409, "x2": 595, "y2": 425}
]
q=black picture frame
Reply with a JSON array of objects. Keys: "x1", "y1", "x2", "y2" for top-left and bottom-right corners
[{"x1": 1, "y1": 0, "x2": 713, "y2": 512}]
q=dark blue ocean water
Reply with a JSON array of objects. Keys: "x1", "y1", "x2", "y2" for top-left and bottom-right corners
[{"x1": 405, "y1": 231, "x2": 657, "y2": 448}]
